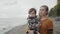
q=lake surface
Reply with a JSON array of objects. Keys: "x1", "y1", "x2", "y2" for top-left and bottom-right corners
[
  {"x1": 0, "y1": 17, "x2": 27, "y2": 34},
  {"x1": 0, "y1": 17, "x2": 60, "y2": 34}
]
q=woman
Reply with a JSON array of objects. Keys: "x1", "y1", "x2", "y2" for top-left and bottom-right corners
[{"x1": 38, "y1": 5, "x2": 53, "y2": 34}]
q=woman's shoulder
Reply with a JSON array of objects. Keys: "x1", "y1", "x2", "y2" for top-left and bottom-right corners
[
  {"x1": 47, "y1": 17, "x2": 53, "y2": 29},
  {"x1": 41, "y1": 17, "x2": 53, "y2": 24},
  {"x1": 47, "y1": 17, "x2": 53, "y2": 22},
  {"x1": 46, "y1": 17, "x2": 53, "y2": 24}
]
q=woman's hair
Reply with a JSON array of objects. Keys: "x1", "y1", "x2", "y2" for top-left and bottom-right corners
[
  {"x1": 41, "y1": 5, "x2": 49, "y2": 11},
  {"x1": 28, "y1": 8, "x2": 36, "y2": 14},
  {"x1": 40, "y1": 5, "x2": 49, "y2": 15},
  {"x1": 41, "y1": 5, "x2": 49, "y2": 15},
  {"x1": 39, "y1": 5, "x2": 49, "y2": 20}
]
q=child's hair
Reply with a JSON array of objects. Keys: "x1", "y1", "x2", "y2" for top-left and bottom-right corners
[{"x1": 29, "y1": 8, "x2": 36, "y2": 14}]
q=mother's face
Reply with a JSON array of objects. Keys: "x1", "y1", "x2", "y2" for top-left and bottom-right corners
[{"x1": 39, "y1": 7, "x2": 47, "y2": 16}]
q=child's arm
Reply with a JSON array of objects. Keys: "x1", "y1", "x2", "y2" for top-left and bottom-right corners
[{"x1": 35, "y1": 18, "x2": 41, "y2": 28}]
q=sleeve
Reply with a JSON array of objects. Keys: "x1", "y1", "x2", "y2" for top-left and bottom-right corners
[
  {"x1": 40, "y1": 22, "x2": 48, "y2": 34},
  {"x1": 35, "y1": 18, "x2": 39, "y2": 24},
  {"x1": 48, "y1": 19, "x2": 53, "y2": 29},
  {"x1": 47, "y1": 19, "x2": 53, "y2": 34}
]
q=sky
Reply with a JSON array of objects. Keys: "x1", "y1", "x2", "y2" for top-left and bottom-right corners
[{"x1": 0, "y1": 0, "x2": 57, "y2": 18}]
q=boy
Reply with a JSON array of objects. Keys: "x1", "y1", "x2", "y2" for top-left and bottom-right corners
[{"x1": 26, "y1": 8, "x2": 40, "y2": 34}]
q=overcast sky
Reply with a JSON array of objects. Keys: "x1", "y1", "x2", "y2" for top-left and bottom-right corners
[{"x1": 0, "y1": 0, "x2": 57, "y2": 18}]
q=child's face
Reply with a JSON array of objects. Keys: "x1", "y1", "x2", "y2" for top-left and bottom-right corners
[{"x1": 29, "y1": 11, "x2": 36, "y2": 17}]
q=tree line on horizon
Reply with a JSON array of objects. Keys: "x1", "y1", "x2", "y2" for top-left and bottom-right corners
[{"x1": 49, "y1": 0, "x2": 60, "y2": 17}]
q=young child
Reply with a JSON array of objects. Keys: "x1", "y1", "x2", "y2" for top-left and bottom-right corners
[{"x1": 26, "y1": 8, "x2": 40, "y2": 34}]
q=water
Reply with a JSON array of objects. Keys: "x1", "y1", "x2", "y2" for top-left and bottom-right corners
[
  {"x1": 0, "y1": 17, "x2": 27, "y2": 34},
  {"x1": 3, "y1": 17, "x2": 60, "y2": 34},
  {"x1": 0, "y1": 17, "x2": 60, "y2": 34},
  {"x1": 0, "y1": 0, "x2": 57, "y2": 34},
  {"x1": 52, "y1": 17, "x2": 60, "y2": 34}
]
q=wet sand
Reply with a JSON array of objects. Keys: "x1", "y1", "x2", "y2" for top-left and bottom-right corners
[{"x1": 5, "y1": 24, "x2": 26, "y2": 34}]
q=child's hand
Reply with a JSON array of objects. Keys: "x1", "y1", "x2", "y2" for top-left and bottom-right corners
[{"x1": 36, "y1": 24, "x2": 39, "y2": 28}]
